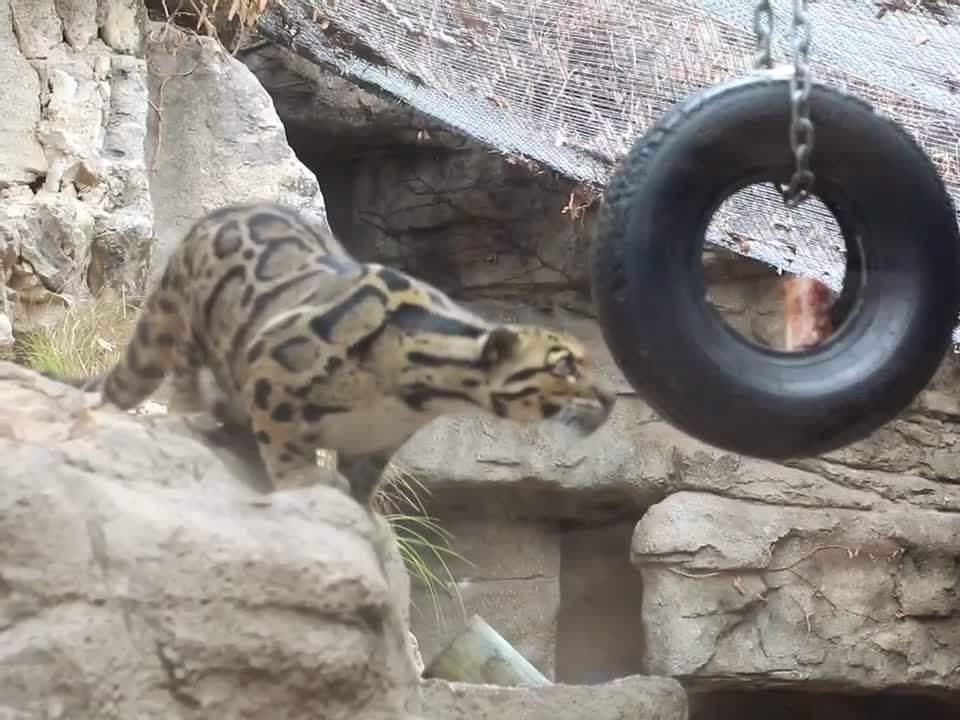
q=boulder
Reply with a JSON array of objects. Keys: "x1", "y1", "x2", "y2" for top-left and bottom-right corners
[
  {"x1": 145, "y1": 25, "x2": 332, "y2": 286},
  {"x1": 0, "y1": 4, "x2": 332, "y2": 326},
  {"x1": 633, "y1": 491, "x2": 960, "y2": 691},
  {"x1": 0, "y1": 1, "x2": 47, "y2": 188},
  {"x1": 0, "y1": 312, "x2": 12, "y2": 349},
  {"x1": 421, "y1": 675, "x2": 688, "y2": 720},
  {"x1": 0, "y1": 0, "x2": 153, "y2": 321},
  {"x1": 0, "y1": 361, "x2": 422, "y2": 719}
]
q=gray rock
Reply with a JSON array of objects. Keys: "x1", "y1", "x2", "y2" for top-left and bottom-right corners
[
  {"x1": 243, "y1": 43, "x2": 466, "y2": 146},
  {"x1": 99, "y1": 0, "x2": 145, "y2": 55},
  {"x1": 410, "y1": 519, "x2": 563, "y2": 680},
  {"x1": 0, "y1": 2, "x2": 48, "y2": 188},
  {"x1": 144, "y1": 25, "x2": 331, "y2": 286},
  {"x1": 34, "y1": 54, "x2": 107, "y2": 181},
  {"x1": 0, "y1": 2, "x2": 154, "y2": 315},
  {"x1": 0, "y1": 361, "x2": 422, "y2": 719},
  {"x1": 245, "y1": 43, "x2": 594, "y2": 297},
  {"x1": 633, "y1": 491, "x2": 960, "y2": 691},
  {"x1": 0, "y1": 191, "x2": 97, "y2": 295},
  {"x1": 0, "y1": 312, "x2": 12, "y2": 348},
  {"x1": 421, "y1": 675, "x2": 688, "y2": 720},
  {"x1": 88, "y1": 52, "x2": 153, "y2": 295},
  {"x1": 9, "y1": 0, "x2": 63, "y2": 59},
  {"x1": 56, "y1": 0, "x2": 99, "y2": 50}
]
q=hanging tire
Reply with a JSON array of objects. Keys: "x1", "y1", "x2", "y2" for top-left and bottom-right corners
[{"x1": 591, "y1": 70, "x2": 960, "y2": 460}]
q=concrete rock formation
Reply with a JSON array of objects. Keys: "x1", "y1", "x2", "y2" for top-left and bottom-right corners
[
  {"x1": 421, "y1": 676, "x2": 688, "y2": 720},
  {"x1": 0, "y1": 361, "x2": 422, "y2": 719},
  {"x1": 1, "y1": 0, "x2": 153, "y2": 322},
  {"x1": 635, "y1": 491, "x2": 960, "y2": 688},
  {"x1": 0, "y1": 1, "x2": 327, "y2": 331}
]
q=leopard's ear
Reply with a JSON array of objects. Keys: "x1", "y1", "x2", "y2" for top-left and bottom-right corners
[{"x1": 479, "y1": 326, "x2": 521, "y2": 367}]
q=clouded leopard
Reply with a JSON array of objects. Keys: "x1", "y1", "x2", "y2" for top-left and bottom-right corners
[{"x1": 46, "y1": 202, "x2": 616, "y2": 503}]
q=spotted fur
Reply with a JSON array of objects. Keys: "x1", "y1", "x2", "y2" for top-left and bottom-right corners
[{"x1": 50, "y1": 202, "x2": 616, "y2": 502}]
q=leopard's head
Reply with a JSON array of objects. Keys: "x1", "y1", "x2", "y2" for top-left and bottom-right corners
[{"x1": 475, "y1": 324, "x2": 616, "y2": 436}]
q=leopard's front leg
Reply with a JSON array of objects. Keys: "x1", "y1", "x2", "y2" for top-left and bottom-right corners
[
  {"x1": 243, "y1": 368, "x2": 350, "y2": 495},
  {"x1": 339, "y1": 450, "x2": 395, "y2": 507}
]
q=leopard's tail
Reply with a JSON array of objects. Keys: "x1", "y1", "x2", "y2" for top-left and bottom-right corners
[
  {"x1": 93, "y1": 302, "x2": 181, "y2": 409},
  {"x1": 38, "y1": 368, "x2": 106, "y2": 393},
  {"x1": 39, "y1": 291, "x2": 182, "y2": 409}
]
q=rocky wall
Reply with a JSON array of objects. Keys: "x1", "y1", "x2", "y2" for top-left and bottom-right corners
[
  {"x1": 0, "y1": 0, "x2": 152, "y2": 334},
  {"x1": 0, "y1": 2, "x2": 328, "y2": 341}
]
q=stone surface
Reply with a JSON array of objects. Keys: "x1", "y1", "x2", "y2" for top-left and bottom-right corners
[
  {"x1": 0, "y1": 191, "x2": 96, "y2": 296},
  {"x1": 0, "y1": 1, "x2": 48, "y2": 188},
  {"x1": 0, "y1": 312, "x2": 12, "y2": 348},
  {"x1": 0, "y1": 360, "x2": 422, "y2": 719},
  {"x1": 0, "y1": 0, "x2": 154, "y2": 325},
  {"x1": 633, "y1": 491, "x2": 960, "y2": 691},
  {"x1": 555, "y1": 523, "x2": 647, "y2": 684},
  {"x1": 86, "y1": 50, "x2": 154, "y2": 296},
  {"x1": 420, "y1": 675, "x2": 688, "y2": 720},
  {"x1": 392, "y1": 295, "x2": 960, "y2": 696},
  {"x1": 334, "y1": 147, "x2": 593, "y2": 296},
  {"x1": 409, "y1": 518, "x2": 649, "y2": 686},
  {"x1": 687, "y1": 687, "x2": 960, "y2": 720},
  {"x1": 56, "y1": 0, "x2": 100, "y2": 50},
  {"x1": 9, "y1": 0, "x2": 62, "y2": 59},
  {"x1": 145, "y1": 25, "x2": 331, "y2": 286},
  {"x1": 243, "y1": 45, "x2": 461, "y2": 146},
  {"x1": 99, "y1": 0, "x2": 145, "y2": 54},
  {"x1": 1, "y1": 6, "x2": 336, "y2": 330}
]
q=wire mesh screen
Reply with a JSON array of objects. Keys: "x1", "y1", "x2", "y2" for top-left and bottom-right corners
[{"x1": 271, "y1": 0, "x2": 960, "y2": 339}]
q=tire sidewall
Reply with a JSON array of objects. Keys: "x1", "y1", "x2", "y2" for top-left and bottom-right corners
[{"x1": 592, "y1": 73, "x2": 960, "y2": 458}]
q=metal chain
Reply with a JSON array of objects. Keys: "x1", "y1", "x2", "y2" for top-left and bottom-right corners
[
  {"x1": 751, "y1": 0, "x2": 816, "y2": 208},
  {"x1": 752, "y1": 0, "x2": 774, "y2": 70},
  {"x1": 784, "y1": 0, "x2": 815, "y2": 207}
]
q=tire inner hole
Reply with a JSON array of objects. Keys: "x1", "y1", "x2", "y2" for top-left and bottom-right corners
[{"x1": 702, "y1": 181, "x2": 852, "y2": 353}]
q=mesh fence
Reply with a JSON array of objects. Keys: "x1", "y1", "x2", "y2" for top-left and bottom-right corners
[{"x1": 268, "y1": 0, "x2": 960, "y2": 339}]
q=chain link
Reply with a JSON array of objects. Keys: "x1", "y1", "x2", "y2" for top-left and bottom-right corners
[
  {"x1": 752, "y1": 0, "x2": 774, "y2": 70},
  {"x1": 784, "y1": 0, "x2": 814, "y2": 207},
  {"x1": 751, "y1": 0, "x2": 816, "y2": 208}
]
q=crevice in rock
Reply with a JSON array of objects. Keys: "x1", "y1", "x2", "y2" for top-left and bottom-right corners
[
  {"x1": 687, "y1": 685, "x2": 960, "y2": 720},
  {"x1": 555, "y1": 520, "x2": 647, "y2": 685},
  {"x1": 416, "y1": 480, "x2": 647, "y2": 528}
]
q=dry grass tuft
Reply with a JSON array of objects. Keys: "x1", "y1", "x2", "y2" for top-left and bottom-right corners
[
  {"x1": 205, "y1": 0, "x2": 279, "y2": 28},
  {"x1": 154, "y1": 0, "x2": 281, "y2": 31},
  {"x1": 374, "y1": 463, "x2": 469, "y2": 629},
  {"x1": 17, "y1": 291, "x2": 140, "y2": 378}
]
